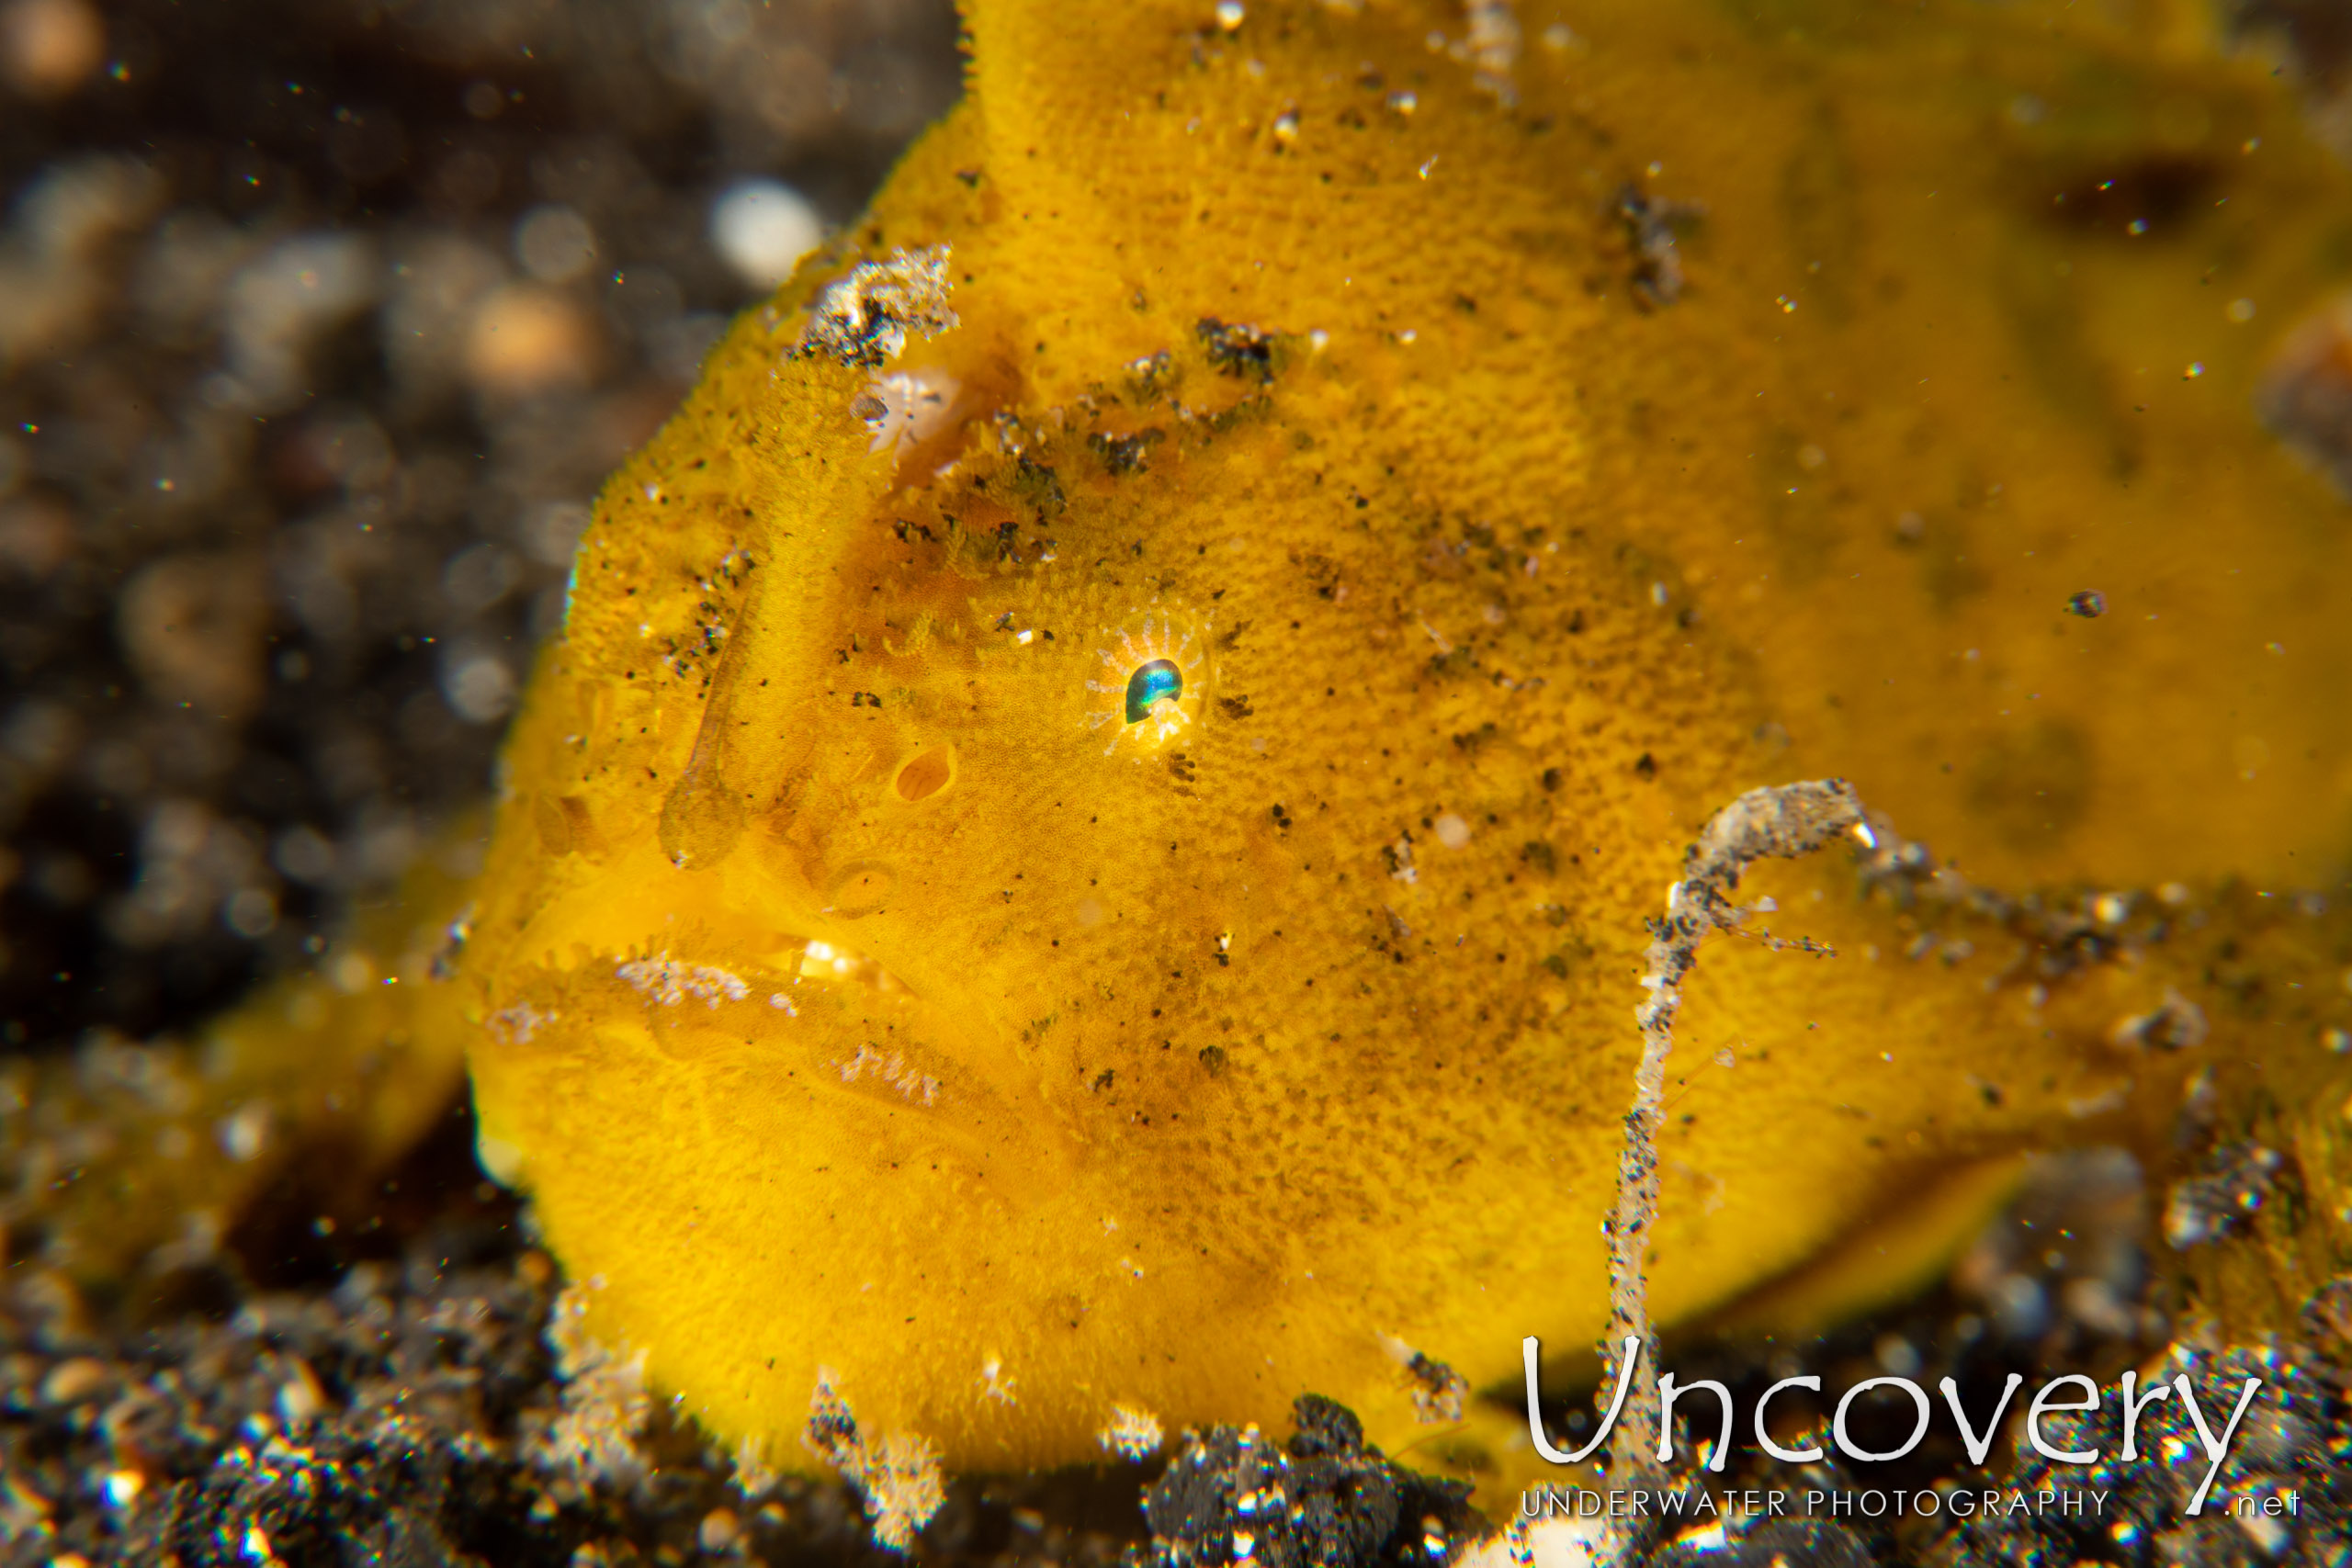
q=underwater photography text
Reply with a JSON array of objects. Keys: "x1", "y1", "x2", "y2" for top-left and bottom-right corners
[{"x1": 1521, "y1": 1336, "x2": 2267, "y2": 1517}]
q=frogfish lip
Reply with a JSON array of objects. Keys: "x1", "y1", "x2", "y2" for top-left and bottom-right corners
[
  {"x1": 491, "y1": 837, "x2": 1037, "y2": 1120},
  {"x1": 547, "y1": 923, "x2": 1076, "y2": 1195}
]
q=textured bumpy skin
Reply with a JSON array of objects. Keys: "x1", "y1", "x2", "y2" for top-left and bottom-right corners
[{"x1": 450, "y1": 0, "x2": 2352, "y2": 1478}]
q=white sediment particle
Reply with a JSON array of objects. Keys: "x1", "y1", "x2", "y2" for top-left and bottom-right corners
[
  {"x1": 839, "y1": 1043, "x2": 940, "y2": 1106},
  {"x1": 1388, "y1": 833, "x2": 1418, "y2": 884},
  {"x1": 1462, "y1": 0, "x2": 1520, "y2": 104},
  {"x1": 796, "y1": 245, "x2": 956, "y2": 368},
  {"x1": 1464, "y1": 1517, "x2": 1611, "y2": 1568},
  {"x1": 731, "y1": 1436, "x2": 782, "y2": 1500},
  {"x1": 218, "y1": 1101, "x2": 269, "y2": 1162},
  {"x1": 1099, "y1": 1402, "x2": 1165, "y2": 1460},
  {"x1": 805, "y1": 1371, "x2": 944, "y2": 1551},
  {"x1": 2064, "y1": 1085, "x2": 2130, "y2": 1120},
  {"x1": 1380, "y1": 1334, "x2": 1471, "y2": 1423},
  {"x1": 616, "y1": 953, "x2": 751, "y2": 1009},
  {"x1": 531, "y1": 1282, "x2": 650, "y2": 1485},
  {"x1": 276, "y1": 1356, "x2": 326, "y2": 1427},
  {"x1": 2108, "y1": 987, "x2": 2210, "y2": 1051},
  {"x1": 2237, "y1": 1511, "x2": 2290, "y2": 1556},
  {"x1": 487, "y1": 1002, "x2": 551, "y2": 1043},
  {"x1": 978, "y1": 1356, "x2": 1018, "y2": 1405}
]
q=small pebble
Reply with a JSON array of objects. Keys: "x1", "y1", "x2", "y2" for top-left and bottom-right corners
[
  {"x1": 0, "y1": 0, "x2": 104, "y2": 97},
  {"x1": 465, "y1": 285, "x2": 597, "y2": 398},
  {"x1": 39, "y1": 1355, "x2": 110, "y2": 1404},
  {"x1": 710, "y1": 180, "x2": 822, "y2": 290},
  {"x1": 698, "y1": 1507, "x2": 740, "y2": 1551}
]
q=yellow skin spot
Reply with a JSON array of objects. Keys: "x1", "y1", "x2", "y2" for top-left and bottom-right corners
[{"x1": 61, "y1": 0, "x2": 2343, "y2": 1490}]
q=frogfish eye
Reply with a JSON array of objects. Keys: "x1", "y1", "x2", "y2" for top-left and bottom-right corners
[
  {"x1": 1084, "y1": 614, "x2": 1211, "y2": 757},
  {"x1": 1125, "y1": 660, "x2": 1183, "y2": 723}
]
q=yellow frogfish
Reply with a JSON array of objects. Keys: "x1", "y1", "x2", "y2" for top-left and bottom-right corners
[{"x1": 28, "y1": 0, "x2": 2352, "y2": 1509}]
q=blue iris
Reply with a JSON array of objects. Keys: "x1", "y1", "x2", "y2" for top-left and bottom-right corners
[{"x1": 1125, "y1": 659, "x2": 1183, "y2": 723}]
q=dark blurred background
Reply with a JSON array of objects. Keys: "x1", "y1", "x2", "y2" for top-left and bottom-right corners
[{"x1": 0, "y1": 0, "x2": 961, "y2": 1052}]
